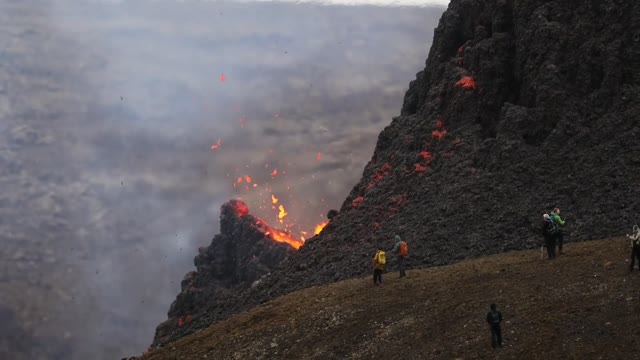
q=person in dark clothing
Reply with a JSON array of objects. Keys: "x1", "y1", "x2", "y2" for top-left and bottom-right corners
[
  {"x1": 486, "y1": 303, "x2": 503, "y2": 349},
  {"x1": 627, "y1": 225, "x2": 640, "y2": 272},
  {"x1": 542, "y1": 214, "x2": 557, "y2": 259},
  {"x1": 550, "y1": 208, "x2": 566, "y2": 254}
]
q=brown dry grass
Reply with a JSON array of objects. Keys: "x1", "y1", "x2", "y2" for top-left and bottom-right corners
[{"x1": 144, "y1": 237, "x2": 640, "y2": 360}]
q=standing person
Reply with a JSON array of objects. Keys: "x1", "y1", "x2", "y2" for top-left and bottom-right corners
[
  {"x1": 392, "y1": 235, "x2": 408, "y2": 278},
  {"x1": 372, "y1": 247, "x2": 386, "y2": 286},
  {"x1": 550, "y1": 208, "x2": 566, "y2": 254},
  {"x1": 486, "y1": 303, "x2": 503, "y2": 349},
  {"x1": 627, "y1": 225, "x2": 640, "y2": 272},
  {"x1": 542, "y1": 214, "x2": 557, "y2": 259}
]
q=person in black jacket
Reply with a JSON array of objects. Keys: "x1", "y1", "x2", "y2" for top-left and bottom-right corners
[
  {"x1": 542, "y1": 214, "x2": 557, "y2": 259},
  {"x1": 486, "y1": 303, "x2": 503, "y2": 349}
]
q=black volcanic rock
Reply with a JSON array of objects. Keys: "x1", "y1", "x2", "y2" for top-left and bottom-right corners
[
  {"x1": 149, "y1": 0, "x2": 640, "y2": 351},
  {"x1": 151, "y1": 200, "x2": 295, "y2": 346}
]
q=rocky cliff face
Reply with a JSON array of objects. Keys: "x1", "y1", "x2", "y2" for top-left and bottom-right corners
[
  {"x1": 151, "y1": 200, "x2": 295, "y2": 347},
  {"x1": 149, "y1": 0, "x2": 640, "y2": 351}
]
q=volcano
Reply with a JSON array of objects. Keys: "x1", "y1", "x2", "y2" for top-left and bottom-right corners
[{"x1": 147, "y1": 0, "x2": 640, "y2": 352}]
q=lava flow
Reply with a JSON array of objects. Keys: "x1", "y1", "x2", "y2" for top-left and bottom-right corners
[
  {"x1": 255, "y1": 202, "x2": 328, "y2": 249},
  {"x1": 252, "y1": 215, "x2": 323, "y2": 250},
  {"x1": 266, "y1": 227, "x2": 304, "y2": 250}
]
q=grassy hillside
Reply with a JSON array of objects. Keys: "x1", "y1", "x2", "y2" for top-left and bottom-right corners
[{"x1": 141, "y1": 237, "x2": 640, "y2": 359}]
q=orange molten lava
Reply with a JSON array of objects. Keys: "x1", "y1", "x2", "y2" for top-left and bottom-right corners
[
  {"x1": 418, "y1": 151, "x2": 432, "y2": 161},
  {"x1": 415, "y1": 163, "x2": 427, "y2": 173},
  {"x1": 269, "y1": 228, "x2": 303, "y2": 249},
  {"x1": 271, "y1": 194, "x2": 278, "y2": 204},
  {"x1": 231, "y1": 201, "x2": 249, "y2": 217},
  {"x1": 314, "y1": 221, "x2": 328, "y2": 235},
  {"x1": 278, "y1": 205, "x2": 288, "y2": 222},
  {"x1": 432, "y1": 129, "x2": 448, "y2": 139},
  {"x1": 256, "y1": 218, "x2": 304, "y2": 249},
  {"x1": 455, "y1": 76, "x2": 476, "y2": 89},
  {"x1": 210, "y1": 138, "x2": 222, "y2": 150},
  {"x1": 352, "y1": 196, "x2": 365, "y2": 208}
]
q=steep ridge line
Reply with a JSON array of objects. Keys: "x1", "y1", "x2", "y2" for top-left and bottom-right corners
[{"x1": 139, "y1": 238, "x2": 640, "y2": 359}]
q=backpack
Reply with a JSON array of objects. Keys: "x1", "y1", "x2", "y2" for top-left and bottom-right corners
[
  {"x1": 377, "y1": 251, "x2": 386, "y2": 265},
  {"x1": 545, "y1": 220, "x2": 558, "y2": 235},
  {"x1": 399, "y1": 242, "x2": 408, "y2": 256}
]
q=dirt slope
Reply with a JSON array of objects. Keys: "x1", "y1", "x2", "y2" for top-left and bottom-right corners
[{"x1": 140, "y1": 238, "x2": 640, "y2": 359}]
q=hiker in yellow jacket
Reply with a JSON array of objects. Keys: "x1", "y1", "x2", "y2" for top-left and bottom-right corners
[{"x1": 373, "y1": 247, "x2": 386, "y2": 286}]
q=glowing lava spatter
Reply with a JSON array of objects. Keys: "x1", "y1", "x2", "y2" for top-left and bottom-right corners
[
  {"x1": 314, "y1": 221, "x2": 328, "y2": 235},
  {"x1": 278, "y1": 205, "x2": 288, "y2": 223},
  {"x1": 254, "y1": 218, "x2": 304, "y2": 250},
  {"x1": 268, "y1": 227, "x2": 304, "y2": 250},
  {"x1": 228, "y1": 164, "x2": 330, "y2": 249},
  {"x1": 455, "y1": 76, "x2": 476, "y2": 89}
]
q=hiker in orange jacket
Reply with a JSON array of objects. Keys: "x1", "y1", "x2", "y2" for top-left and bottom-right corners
[
  {"x1": 392, "y1": 235, "x2": 408, "y2": 278},
  {"x1": 373, "y1": 247, "x2": 386, "y2": 286}
]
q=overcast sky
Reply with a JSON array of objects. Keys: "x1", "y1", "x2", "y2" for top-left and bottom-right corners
[
  {"x1": 0, "y1": 0, "x2": 445, "y2": 359},
  {"x1": 243, "y1": 0, "x2": 449, "y2": 5}
]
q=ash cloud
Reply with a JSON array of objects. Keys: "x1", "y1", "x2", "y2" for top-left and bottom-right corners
[{"x1": 0, "y1": 0, "x2": 443, "y2": 359}]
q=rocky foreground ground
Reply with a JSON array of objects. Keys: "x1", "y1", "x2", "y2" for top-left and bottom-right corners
[{"x1": 137, "y1": 237, "x2": 640, "y2": 359}]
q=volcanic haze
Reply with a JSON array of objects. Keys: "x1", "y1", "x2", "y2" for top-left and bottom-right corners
[{"x1": 0, "y1": 0, "x2": 444, "y2": 359}]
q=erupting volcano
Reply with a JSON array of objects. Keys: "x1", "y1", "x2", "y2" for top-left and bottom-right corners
[
  {"x1": 157, "y1": 199, "x2": 303, "y2": 340},
  {"x1": 224, "y1": 151, "x2": 330, "y2": 249},
  {"x1": 145, "y1": 0, "x2": 640, "y2": 356},
  {"x1": 249, "y1": 200, "x2": 328, "y2": 250},
  {"x1": 210, "y1": 82, "x2": 332, "y2": 249}
]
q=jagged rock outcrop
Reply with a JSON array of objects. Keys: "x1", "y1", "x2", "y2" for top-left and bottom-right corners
[
  {"x1": 148, "y1": 0, "x2": 640, "y2": 351},
  {"x1": 151, "y1": 200, "x2": 295, "y2": 347}
]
